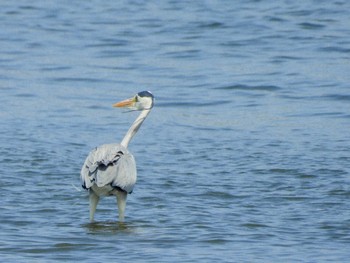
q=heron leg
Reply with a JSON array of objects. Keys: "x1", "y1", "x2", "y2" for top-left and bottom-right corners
[
  {"x1": 116, "y1": 191, "x2": 127, "y2": 222},
  {"x1": 89, "y1": 190, "x2": 100, "y2": 222}
]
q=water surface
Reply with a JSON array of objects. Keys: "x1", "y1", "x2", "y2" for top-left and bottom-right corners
[{"x1": 1, "y1": 1, "x2": 350, "y2": 262}]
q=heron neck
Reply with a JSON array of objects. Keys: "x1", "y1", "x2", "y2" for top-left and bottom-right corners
[{"x1": 121, "y1": 109, "x2": 151, "y2": 148}]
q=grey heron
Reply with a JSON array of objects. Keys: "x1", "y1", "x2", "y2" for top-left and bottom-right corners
[{"x1": 80, "y1": 91, "x2": 154, "y2": 222}]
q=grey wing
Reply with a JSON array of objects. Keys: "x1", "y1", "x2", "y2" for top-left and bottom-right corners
[{"x1": 80, "y1": 143, "x2": 137, "y2": 194}]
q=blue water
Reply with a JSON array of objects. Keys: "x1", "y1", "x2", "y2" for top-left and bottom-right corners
[{"x1": 1, "y1": 1, "x2": 350, "y2": 262}]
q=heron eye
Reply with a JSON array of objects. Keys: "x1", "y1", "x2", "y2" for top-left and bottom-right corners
[{"x1": 134, "y1": 96, "x2": 139, "y2": 102}]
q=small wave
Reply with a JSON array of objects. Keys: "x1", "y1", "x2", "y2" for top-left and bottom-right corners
[
  {"x1": 298, "y1": 22, "x2": 326, "y2": 30},
  {"x1": 323, "y1": 94, "x2": 350, "y2": 102},
  {"x1": 14, "y1": 93, "x2": 37, "y2": 98},
  {"x1": 215, "y1": 84, "x2": 281, "y2": 92},
  {"x1": 156, "y1": 100, "x2": 231, "y2": 108},
  {"x1": 50, "y1": 77, "x2": 107, "y2": 83},
  {"x1": 197, "y1": 21, "x2": 226, "y2": 29},
  {"x1": 41, "y1": 66, "x2": 72, "y2": 72},
  {"x1": 319, "y1": 46, "x2": 350, "y2": 53}
]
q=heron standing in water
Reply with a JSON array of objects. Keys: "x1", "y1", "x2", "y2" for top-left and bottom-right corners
[{"x1": 80, "y1": 91, "x2": 154, "y2": 222}]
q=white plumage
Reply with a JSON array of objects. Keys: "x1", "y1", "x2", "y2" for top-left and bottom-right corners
[{"x1": 80, "y1": 144, "x2": 136, "y2": 194}]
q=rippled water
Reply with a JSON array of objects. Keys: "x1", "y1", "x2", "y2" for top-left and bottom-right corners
[{"x1": 1, "y1": 1, "x2": 350, "y2": 262}]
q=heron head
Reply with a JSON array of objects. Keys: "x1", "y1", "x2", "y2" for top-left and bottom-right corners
[{"x1": 113, "y1": 91, "x2": 154, "y2": 111}]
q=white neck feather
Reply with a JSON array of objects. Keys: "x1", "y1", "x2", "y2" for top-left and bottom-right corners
[{"x1": 121, "y1": 109, "x2": 151, "y2": 148}]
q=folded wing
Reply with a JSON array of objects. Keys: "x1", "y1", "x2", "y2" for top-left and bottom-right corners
[{"x1": 80, "y1": 143, "x2": 137, "y2": 194}]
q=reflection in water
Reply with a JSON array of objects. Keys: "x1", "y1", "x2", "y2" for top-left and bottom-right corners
[{"x1": 83, "y1": 221, "x2": 135, "y2": 234}]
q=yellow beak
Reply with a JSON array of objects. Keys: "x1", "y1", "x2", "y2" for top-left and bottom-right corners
[{"x1": 113, "y1": 97, "x2": 136, "y2": 108}]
